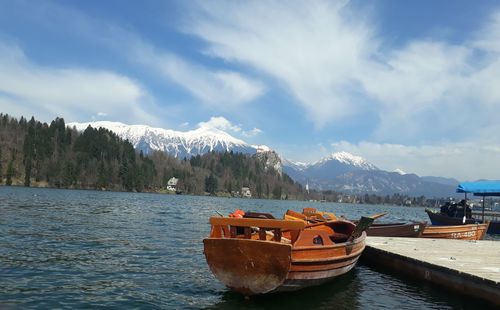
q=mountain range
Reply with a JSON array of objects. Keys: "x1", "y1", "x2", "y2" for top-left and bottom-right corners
[
  {"x1": 68, "y1": 121, "x2": 459, "y2": 197},
  {"x1": 68, "y1": 121, "x2": 261, "y2": 158},
  {"x1": 282, "y1": 153, "x2": 458, "y2": 198}
]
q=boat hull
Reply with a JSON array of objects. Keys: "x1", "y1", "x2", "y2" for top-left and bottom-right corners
[
  {"x1": 421, "y1": 223, "x2": 489, "y2": 240},
  {"x1": 203, "y1": 238, "x2": 292, "y2": 295},
  {"x1": 366, "y1": 222, "x2": 426, "y2": 237},
  {"x1": 203, "y1": 234, "x2": 366, "y2": 295},
  {"x1": 426, "y1": 209, "x2": 500, "y2": 234},
  {"x1": 425, "y1": 209, "x2": 477, "y2": 225},
  {"x1": 471, "y1": 212, "x2": 500, "y2": 234}
]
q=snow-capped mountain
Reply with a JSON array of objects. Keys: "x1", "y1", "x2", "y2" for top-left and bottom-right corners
[
  {"x1": 283, "y1": 152, "x2": 378, "y2": 185},
  {"x1": 67, "y1": 121, "x2": 259, "y2": 158},
  {"x1": 282, "y1": 152, "x2": 456, "y2": 197},
  {"x1": 281, "y1": 158, "x2": 309, "y2": 171},
  {"x1": 68, "y1": 121, "x2": 456, "y2": 197},
  {"x1": 313, "y1": 151, "x2": 378, "y2": 171}
]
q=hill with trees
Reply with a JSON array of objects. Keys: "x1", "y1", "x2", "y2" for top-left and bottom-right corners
[
  {"x1": 0, "y1": 113, "x2": 444, "y2": 206},
  {"x1": 0, "y1": 114, "x2": 305, "y2": 199}
]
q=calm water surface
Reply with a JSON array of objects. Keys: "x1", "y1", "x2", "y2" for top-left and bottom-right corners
[{"x1": 0, "y1": 187, "x2": 496, "y2": 309}]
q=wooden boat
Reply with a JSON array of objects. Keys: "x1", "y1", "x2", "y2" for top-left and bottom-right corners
[
  {"x1": 286, "y1": 208, "x2": 425, "y2": 238},
  {"x1": 445, "y1": 181, "x2": 500, "y2": 234},
  {"x1": 421, "y1": 223, "x2": 489, "y2": 240},
  {"x1": 425, "y1": 208, "x2": 477, "y2": 226},
  {"x1": 366, "y1": 222, "x2": 426, "y2": 237},
  {"x1": 203, "y1": 215, "x2": 373, "y2": 295}
]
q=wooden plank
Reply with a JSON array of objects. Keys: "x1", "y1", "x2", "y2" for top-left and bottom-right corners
[
  {"x1": 209, "y1": 217, "x2": 306, "y2": 230},
  {"x1": 363, "y1": 237, "x2": 500, "y2": 306}
]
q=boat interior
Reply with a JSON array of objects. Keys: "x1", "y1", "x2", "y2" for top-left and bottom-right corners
[{"x1": 208, "y1": 210, "x2": 357, "y2": 247}]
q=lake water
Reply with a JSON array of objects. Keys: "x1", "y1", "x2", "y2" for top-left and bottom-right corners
[{"x1": 0, "y1": 187, "x2": 496, "y2": 309}]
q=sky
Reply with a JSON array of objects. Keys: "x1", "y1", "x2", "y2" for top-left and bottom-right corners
[{"x1": 1, "y1": 0, "x2": 500, "y2": 181}]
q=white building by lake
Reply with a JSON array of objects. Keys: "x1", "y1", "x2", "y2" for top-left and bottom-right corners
[
  {"x1": 167, "y1": 177, "x2": 179, "y2": 191},
  {"x1": 241, "y1": 187, "x2": 252, "y2": 198}
]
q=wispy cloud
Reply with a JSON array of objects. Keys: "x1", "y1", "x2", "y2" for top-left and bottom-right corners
[
  {"x1": 184, "y1": 1, "x2": 500, "y2": 145},
  {"x1": 184, "y1": 1, "x2": 377, "y2": 128},
  {"x1": 0, "y1": 42, "x2": 156, "y2": 124},
  {"x1": 128, "y1": 40, "x2": 265, "y2": 107},
  {"x1": 242, "y1": 127, "x2": 263, "y2": 137},
  {"x1": 471, "y1": 11, "x2": 500, "y2": 52},
  {"x1": 0, "y1": 0, "x2": 265, "y2": 125}
]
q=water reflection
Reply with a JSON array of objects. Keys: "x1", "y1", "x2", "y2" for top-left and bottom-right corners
[{"x1": 207, "y1": 270, "x2": 361, "y2": 310}]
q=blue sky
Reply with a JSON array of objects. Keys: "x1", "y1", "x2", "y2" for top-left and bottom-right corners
[{"x1": 1, "y1": 0, "x2": 500, "y2": 181}]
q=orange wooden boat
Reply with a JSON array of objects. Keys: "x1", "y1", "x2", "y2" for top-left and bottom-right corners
[
  {"x1": 203, "y1": 215, "x2": 372, "y2": 296},
  {"x1": 421, "y1": 223, "x2": 490, "y2": 240}
]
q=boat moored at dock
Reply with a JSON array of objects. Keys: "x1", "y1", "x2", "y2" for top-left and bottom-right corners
[
  {"x1": 366, "y1": 222, "x2": 426, "y2": 237},
  {"x1": 421, "y1": 223, "x2": 489, "y2": 240},
  {"x1": 203, "y1": 215, "x2": 373, "y2": 295},
  {"x1": 426, "y1": 181, "x2": 500, "y2": 234}
]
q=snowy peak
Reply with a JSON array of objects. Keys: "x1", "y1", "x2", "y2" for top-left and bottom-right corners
[
  {"x1": 281, "y1": 158, "x2": 310, "y2": 171},
  {"x1": 316, "y1": 151, "x2": 378, "y2": 171},
  {"x1": 67, "y1": 121, "x2": 257, "y2": 158},
  {"x1": 393, "y1": 168, "x2": 407, "y2": 175}
]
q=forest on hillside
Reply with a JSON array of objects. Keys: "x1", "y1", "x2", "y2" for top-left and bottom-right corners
[
  {"x1": 0, "y1": 113, "x2": 440, "y2": 206},
  {"x1": 0, "y1": 114, "x2": 306, "y2": 199}
]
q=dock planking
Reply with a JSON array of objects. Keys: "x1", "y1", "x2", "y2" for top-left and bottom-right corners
[{"x1": 363, "y1": 237, "x2": 500, "y2": 306}]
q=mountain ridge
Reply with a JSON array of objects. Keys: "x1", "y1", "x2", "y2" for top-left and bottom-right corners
[
  {"x1": 69, "y1": 121, "x2": 459, "y2": 197},
  {"x1": 68, "y1": 121, "x2": 258, "y2": 158}
]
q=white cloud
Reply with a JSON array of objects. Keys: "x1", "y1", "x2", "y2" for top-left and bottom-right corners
[
  {"x1": 91, "y1": 111, "x2": 108, "y2": 120},
  {"x1": 185, "y1": 1, "x2": 500, "y2": 144},
  {"x1": 196, "y1": 116, "x2": 263, "y2": 137},
  {"x1": 331, "y1": 140, "x2": 500, "y2": 181},
  {"x1": 0, "y1": 42, "x2": 156, "y2": 124},
  {"x1": 471, "y1": 11, "x2": 500, "y2": 52},
  {"x1": 358, "y1": 38, "x2": 500, "y2": 142},
  {"x1": 197, "y1": 116, "x2": 242, "y2": 132},
  {"x1": 184, "y1": 1, "x2": 377, "y2": 127},
  {"x1": 243, "y1": 127, "x2": 263, "y2": 137},
  {"x1": 0, "y1": 0, "x2": 265, "y2": 122},
  {"x1": 128, "y1": 40, "x2": 264, "y2": 107}
]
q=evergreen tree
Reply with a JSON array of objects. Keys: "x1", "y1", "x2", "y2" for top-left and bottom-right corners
[
  {"x1": 0, "y1": 145, "x2": 3, "y2": 184},
  {"x1": 63, "y1": 162, "x2": 77, "y2": 187},
  {"x1": 273, "y1": 186, "x2": 282, "y2": 200},
  {"x1": 119, "y1": 161, "x2": 133, "y2": 190},
  {"x1": 97, "y1": 160, "x2": 107, "y2": 188},
  {"x1": 24, "y1": 159, "x2": 31, "y2": 186},
  {"x1": 256, "y1": 182, "x2": 262, "y2": 198},
  {"x1": 6, "y1": 160, "x2": 14, "y2": 186},
  {"x1": 0, "y1": 114, "x2": 309, "y2": 199},
  {"x1": 205, "y1": 174, "x2": 218, "y2": 194},
  {"x1": 162, "y1": 167, "x2": 169, "y2": 187}
]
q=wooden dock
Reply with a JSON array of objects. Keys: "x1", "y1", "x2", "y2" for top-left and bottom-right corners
[{"x1": 363, "y1": 237, "x2": 500, "y2": 306}]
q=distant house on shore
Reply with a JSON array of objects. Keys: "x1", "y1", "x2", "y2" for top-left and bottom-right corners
[
  {"x1": 241, "y1": 187, "x2": 252, "y2": 198},
  {"x1": 167, "y1": 177, "x2": 179, "y2": 191}
]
